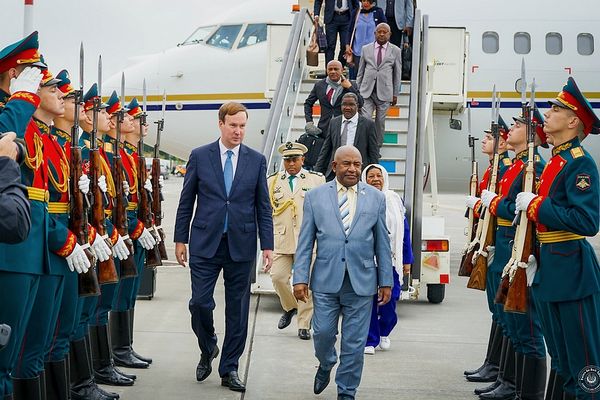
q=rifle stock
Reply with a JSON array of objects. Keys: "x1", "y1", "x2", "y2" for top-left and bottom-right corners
[
  {"x1": 138, "y1": 147, "x2": 162, "y2": 267},
  {"x1": 467, "y1": 216, "x2": 495, "y2": 290},
  {"x1": 458, "y1": 155, "x2": 479, "y2": 277},
  {"x1": 151, "y1": 157, "x2": 168, "y2": 260}
]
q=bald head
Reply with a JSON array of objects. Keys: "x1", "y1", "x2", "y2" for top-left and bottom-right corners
[
  {"x1": 326, "y1": 60, "x2": 343, "y2": 82},
  {"x1": 375, "y1": 23, "x2": 391, "y2": 45},
  {"x1": 332, "y1": 146, "x2": 362, "y2": 187}
]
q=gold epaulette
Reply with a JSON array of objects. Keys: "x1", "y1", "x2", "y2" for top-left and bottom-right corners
[
  {"x1": 502, "y1": 158, "x2": 512, "y2": 166},
  {"x1": 537, "y1": 230, "x2": 584, "y2": 243},
  {"x1": 570, "y1": 147, "x2": 584, "y2": 159}
]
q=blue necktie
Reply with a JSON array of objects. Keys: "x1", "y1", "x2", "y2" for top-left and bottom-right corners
[{"x1": 223, "y1": 150, "x2": 234, "y2": 232}]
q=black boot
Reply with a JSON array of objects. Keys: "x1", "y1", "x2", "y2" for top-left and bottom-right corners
[
  {"x1": 13, "y1": 376, "x2": 42, "y2": 400},
  {"x1": 4, "y1": 394, "x2": 14, "y2": 400},
  {"x1": 474, "y1": 381, "x2": 501, "y2": 396},
  {"x1": 89, "y1": 325, "x2": 134, "y2": 387},
  {"x1": 69, "y1": 337, "x2": 119, "y2": 400},
  {"x1": 479, "y1": 338, "x2": 516, "y2": 400},
  {"x1": 550, "y1": 372, "x2": 565, "y2": 400},
  {"x1": 39, "y1": 370, "x2": 47, "y2": 400},
  {"x1": 85, "y1": 331, "x2": 136, "y2": 382},
  {"x1": 109, "y1": 311, "x2": 149, "y2": 369},
  {"x1": 129, "y1": 308, "x2": 152, "y2": 364},
  {"x1": 562, "y1": 393, "x2": 576, "y2": 400},
  {"x1": 45, "y1": 360, "x2": 69, "y2": 400},
  {"x1": 465, "y1": 321, "x2": 498, "y2": 376},
  {"x1": 475, "y1": 335, "x2": 508, "y2": 393},
  {"x1": 520, "y1": 355, "x2": 546, "y2": 400},
  {"x1": 514, "y1": 352, "x2": 525, "y2": 400},
  {"x1": 467, "y1": 328, "x2": 503, "y2": 383}
]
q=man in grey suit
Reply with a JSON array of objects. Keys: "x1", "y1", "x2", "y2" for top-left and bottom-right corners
[
  {"x1": 314, "y1": 93, "x2": 380, "y2": 181},
  {"x1": 356, "y1": 23, "x2": 402, "y2": 147},
  {"x1": 293, "y1": 146, "x2": 392, "y2": 400}
]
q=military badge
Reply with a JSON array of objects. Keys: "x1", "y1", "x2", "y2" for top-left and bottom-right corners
[
  {"x1": 300, "y1": 173, "x2": 306, "y2": 179},
  {"x1": 576, "y1": 174, "x2": 591, "y2": 191},
  {"x1": 286, "y1": 142, "x2": 294, "y2": 149}
]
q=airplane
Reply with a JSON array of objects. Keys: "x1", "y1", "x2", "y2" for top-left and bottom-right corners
[{"x1": 103, "y1": 0, "x2": 600, "y2": 193}]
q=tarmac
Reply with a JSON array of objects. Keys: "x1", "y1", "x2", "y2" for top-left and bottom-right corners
[{"x1": 114, "y1": 175, "x2": 600, "y2": 400}]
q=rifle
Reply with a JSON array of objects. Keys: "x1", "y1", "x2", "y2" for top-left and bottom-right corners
[
  {"x1": 458, "y1": 105, "x2": 479, "y2": 277},
  {"x1": 503, "y1": 78, "x2": 537, "y2": 313},
  {"x1": 467, "y1": 87, "x2": 501, "y2": 291},
  {"x1": 138, "y1": 79, "x2": 162, "y2": 267},
  {"x1": 89, "y1": 55, "x2": 118, "y2": 284},
  {"x1": 112, "y1": 73, "x2": 138, "y2": 279},
  {"x1": 70, "y1": 43, "x2": 100, "y2": 296},
  {"x1": 153, "y1": 91, "x2": 168, "y2": 260}
]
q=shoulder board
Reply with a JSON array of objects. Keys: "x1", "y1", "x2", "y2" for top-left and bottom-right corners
[
  {"x1": 267, "y1": 171, "x2": 278, "y2": 179},
  {"x1": 309, "y1": 170, "x2": 323, "y2": 176},
  {"x1": 570, "y1": 147, "x2": 584, "y2": 159},
  {"x1": 502, "y1": 158, "x2": 512, "y2": 166}
]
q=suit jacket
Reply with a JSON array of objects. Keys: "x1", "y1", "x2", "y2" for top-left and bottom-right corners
[
  {"x1": 314, "y1": 114, "x2": 380, "y2": 178},
  {"x1": 174, "y1": 140, "x2": 274, "y2": 262},
  {"x1": 384, "y1": 0, "x2": 414, "y2": 29},
  {"x1": 268, "y1": 169, "x2": 325, "y2": 254},
  {"x1": 304, "y1": 79, "x2": 363, "y2": 134},
  {"x1": 314, "y1": 0, "x2": 359, "y2": 25},
  {"x1": 292, "y1": 181, "x2": 392, "y2": 296},
  {"x1": 356, "y1": 42, "x2": 402, "y2": 102}
]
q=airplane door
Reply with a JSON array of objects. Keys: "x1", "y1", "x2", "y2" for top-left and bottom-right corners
[{"x1": 265, "y1": 25, "x2": 291, "y2": 99}]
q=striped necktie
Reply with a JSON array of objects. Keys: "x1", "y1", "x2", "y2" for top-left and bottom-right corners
[{"x1": 338, "y1": 187, "x2": 351, "y2": 235}]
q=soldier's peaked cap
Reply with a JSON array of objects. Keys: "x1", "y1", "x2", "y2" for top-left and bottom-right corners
[
  {"x1": 127, "y1": 97, "x2": 143, "y2": 118},
  {"x1": 512, "y1": 107, "x2": 548, "y2": 148},
  {"x1": 548, "y1": 77, "x2": 600, "y2": 137},
  {"x1": 106, "y1": 90, "x2": 129, "y2": 115},
  {"x1": 0, "y1": 31, "x2": 46, "y2": 73},
  {"x1": 83, "y1": 83, "x2": 109, "y2": 111},
  {"x1": 278, "y1": 142, "x2": 308, "y2": 159}
]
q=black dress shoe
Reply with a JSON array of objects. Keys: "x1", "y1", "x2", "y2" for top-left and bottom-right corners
[
  {"x1": 478, "y1": 382, "x2": 515, "y2": 400},
  {"x1": 94, "y1": 365, "x2": 135, "y2": 386},
  {"x1": 466, "y1": 363, "x2": 499, "y2": 382},
  {"x1": 298, "y1": 329, "x2": 311, "y2": 340},
  {"x1": 313, "y1": 365, "x2": 331, "y2": 394},
  {"x1": 474, "y1": 380, "x2": 500, "y2": 395},
  {"x1": 114, "y1": 366, "x2": 136, "y2": 380},
  {"x1": 196, "y1": 345, "x2": 219, "y2": 382},
  {"x1": 221, "y1": 371, "x2": 246, "y2": 392},
  {"x1": 113, "y1": 347, "x2": 150, "y2": 369},
  {"x1": 278, "y1": 308, "x2": 297, "y2": 329}
]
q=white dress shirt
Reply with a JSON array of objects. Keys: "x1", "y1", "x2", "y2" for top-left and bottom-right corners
[
  {"x1": 334, "y1": 0, "x2": 349, "y2": 12},
  {"x1": 218, "y1": 139, "x2": 240, "y2": 176},
  {"x1": 374, "y1": 41, "x2": 389, "y2": 63},
  {"x1": 341, "y1": 112, "x2": 359, "y2": 146}
]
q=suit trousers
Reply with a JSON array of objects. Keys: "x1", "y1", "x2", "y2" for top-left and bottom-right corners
[
  {"x1": 13, "y1": 274, "x2": 64, "y2": 378},
  {"x1": 325, "y1": 13, "x2": 351, "y2": 66},
  {"x1": 189, "y1": 236, "x2": 253, "y2": 377},
  {"x1": 270, "y1": 253, "x2": 313, "y2": 329},
  {"x1": 0, "y1": 272, "x2": 39, "y2": 396},
  {"x1": 312, "y1": 273, "x2": 372, "y2": 397},
  {"x1": 534, "y1": 293, "x2": 600, "y2": 398},
  {"x1": 361, "y1": 91, "x2": 389, "y2": 149}
]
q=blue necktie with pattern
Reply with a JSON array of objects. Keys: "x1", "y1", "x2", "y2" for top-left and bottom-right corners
[{"x1": 223, "y1": 150, "x2": 233, "y2": 232}]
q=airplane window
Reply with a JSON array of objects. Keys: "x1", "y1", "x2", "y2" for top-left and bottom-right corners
[
  {"x1": 180, "y1": 26, "x2": 216, "y2": 46},
  {"x1": 546, "y1": 33, "x2": 562, "y2": 55},
  {"x1": 482, "y1": 31, "x2": 499, "y2": 54},
  {"x1": 514, "y1": 32, "x2": 531, "y2": 54},
  {"x1": 238, "y1": 24, "x2": 268, "y2": 49},
  {"x1": 207, "y1": 25, "x2": 243, "y2": 50},
  {"x1": 578, "y1": 33, "x2": 594, "y2": 55}
]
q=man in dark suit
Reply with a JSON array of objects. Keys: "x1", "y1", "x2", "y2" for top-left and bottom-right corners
[
  {"x1": 314, "y1": 93, "x2": 379, "y2": 181},
  {"x1": 174, "y1": 102, "x2": 274, "y2": 393},
  {"x1": 314, "y1": 0, "x2": 359, "y2": 65},
  {"x1": 304, "y1": 60, "x2": 362, "y2": 137}
]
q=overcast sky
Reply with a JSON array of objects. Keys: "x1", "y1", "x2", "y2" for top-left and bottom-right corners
[{"x1": 4, "y1": 0, "x2": 230, "y2": 84}]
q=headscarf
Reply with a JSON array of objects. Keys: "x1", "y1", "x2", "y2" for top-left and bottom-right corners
[{"x1": 361, "y1": 164, "x2": 405, "y2": 273}]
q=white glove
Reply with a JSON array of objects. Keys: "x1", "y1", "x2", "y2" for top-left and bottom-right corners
[
  {"x1": 465, "y1": 195, "x2": 480, "y2": 209},
  {"x1": 91, "y1": 232, "x2": 112, "y2": 262},
  {"x1": 525, "y1": 255, "x2": 538, "y2": 287},
  {"x1": 9, "y1": 66, "x2": 43, "y2": 95},
  {"x1": 138, "y1": 228, "x2": 157, "y2": 250},
  {"x1": 481, "y1": 190, "x2": 497, "y2": 208},
  {"x1": 78, "y1": 174, "x2": 90, "y2": 195},
  {"x1": 123, "y1": 180, "x2": 130, "y2": 196},
  {"x1": 515, "y1": 192, "x2": 537, "y2": 213},
  {"x1": 113, "y1": 234, "x2": 130, "y2": 260},
  {"x1": 98, "y1": 175, "x2": 107, "y2": 193},
  {"x1": 486, "y1": 245, "x2": 495, "y2": 266},
  {"x1": 144, "y1": 178, "x2": 153, "y2": 193},
  {"x1": 65, "y1": 243, "x2": 91, "y2": 274},
  {"x1": 158, "y1": 175, "x2": 164, "y2": 189}
]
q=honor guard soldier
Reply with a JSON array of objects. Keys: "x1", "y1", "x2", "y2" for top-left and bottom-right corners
[
  {"x1": 70, "y1": 83, "x2": 123, "y2": 400},
  {"x1": 0, "y1": 32, "x2": 44, "y2": 399},
  {"x1": 515, "y1": 78, "x2": 600, "y2": 400},
  {"x1": 266, "y1": 142, "x2": 325, "y2": 340},
  {"x1": 464, "y1": 116, "x2": 512, "y2": 385},
  {"x1": 477, "y1": 109, "x2": 548, "y2": 400},
  {"x1": 108, "y1": 97, "x2": 156, "y2": 370},
  {"x1": 88, "y1": 90, "x2": 138, "y2": 387}
]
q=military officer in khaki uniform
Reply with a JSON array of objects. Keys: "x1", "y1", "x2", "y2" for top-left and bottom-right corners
[{"x1": 266, "y1": 142, "x2": 325, "y2": 340}]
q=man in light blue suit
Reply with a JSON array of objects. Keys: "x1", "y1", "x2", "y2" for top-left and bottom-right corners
[{"x1": 293, "y1": 145, "x2": 392, "y2": 400}]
